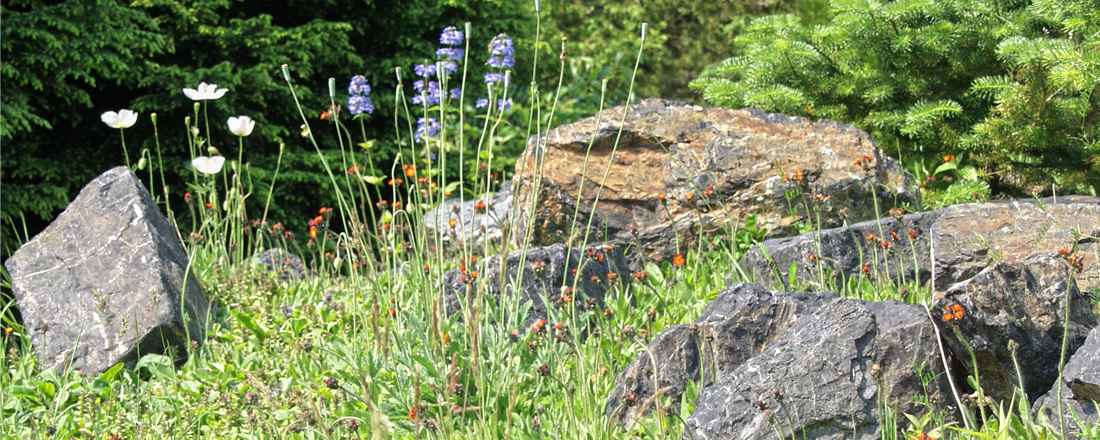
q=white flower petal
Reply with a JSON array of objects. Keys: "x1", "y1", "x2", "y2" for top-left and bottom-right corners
[
  {"x1": 117, "y1": 109, "x2": 138, "y2": 128},
  {"x1": 192, "y1": 156, "x2": 226, "y2": 175},
  {"x1": 101, "y1": 109, "x2": 137, "y2": 129},
  {"x1": 184, "y1": 81, "x2": 228, "y2": 100},
  {"x1": 227, "y1": 115, "x2": 255, "y2": 137},
  {"x1": 101, "y1": 111, "x2": 119, "y2": 126}
]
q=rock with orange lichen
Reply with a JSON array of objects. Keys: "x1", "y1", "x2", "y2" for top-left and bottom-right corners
[{"x1": 511, "y1": 99, "x2": 918, "y2": 261}]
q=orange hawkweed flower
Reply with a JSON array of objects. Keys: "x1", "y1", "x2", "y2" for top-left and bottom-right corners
[
  {"x1": 673, "y1": 254, "x2": 686, "y2": 267},
  {"x1": 606, "y1": 273, "x2": 617, "y2": 280},
  {"x1": 448, "y1": 218, "x2": 457, "y2": 229},
  {"x1": 685, "y1": 193, "x2": 693, "y2": 201},
  {"x1": 942, "y1": 303, "x2": 965, "y2": 322},
  {"x1": 658, "y1": 193, "x2": 666, "y2": 201},
  {"x1": 943, "y1": 155, "x2": 956, "y2": 162}
]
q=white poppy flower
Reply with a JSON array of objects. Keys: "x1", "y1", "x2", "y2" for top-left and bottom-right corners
[
  {"x1": 192, "y1": 156, "x2": 226, "y2": 175},
  {"x1": 100, "y1": 109, "x2": 138, "y2": 129},
  {"x1": 227, "y1": 116, "x2": 255, "y2": 137},
  {"x1": 183, "y1": 82, "x2": 228, "y2": 101}
]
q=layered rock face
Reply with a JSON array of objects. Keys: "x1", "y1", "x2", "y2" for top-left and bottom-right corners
[
  {"x1": 511, "y1": 99, "x2": 918, "y2": 261},
  {"x1": 5, "y1": 167, "x2": 210, "y2": 374}
]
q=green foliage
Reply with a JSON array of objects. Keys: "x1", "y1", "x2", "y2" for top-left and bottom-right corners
[
  {"x1": 691, "y1": 0, "x2": 1100, "y2": 197},
  {"x1": 0, "y1": 0, "x2": 537, "y2": 255},
  {"x1": 539, "y1": 0, "x2": 830, "y2": 102},
  {"x1": 1, "y1": 0, "x2": 167, "y2": 227}
]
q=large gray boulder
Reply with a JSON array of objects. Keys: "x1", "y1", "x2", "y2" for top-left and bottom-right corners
[
  {"x1": 5, "y1": 166, "x2": 210, "y2": 374},
  {"x1": 606, "y1": 283, "x2": 951, "y2": 439},
  {"x1": 512, "y1": 99, "x2": 919, "y2": 262},
  {"x1": 931, "y1": 254, "x2": 1098, "y2": 404},
  {"x1": 681, "y1": 294, "x2": 950, "y2": 440}
]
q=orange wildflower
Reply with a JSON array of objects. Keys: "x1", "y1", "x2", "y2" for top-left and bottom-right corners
[
  {"x1": 942, "y1": 303, "x2": 965, "y2": 322},
  {"x1": 673, "y1": 254, "x2": 686, "y2": 267}
]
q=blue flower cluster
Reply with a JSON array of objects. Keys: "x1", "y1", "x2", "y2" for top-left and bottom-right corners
[
  {"x1": 487, "y1": 33, "x2": 515, "y2": 69},
  {"x1": 413, "y1": 27, "x2": 466, "y2": 107},
  {"x1": 475, "y1": 98, "x2": 513, "y2": 110},
  {"x1": 416, "y1": 117, "x2": 440, "y2": 143},
  {"x1": 483, "y1": 34, "x2": 512, "y2": 87},
  {"x1": 347, "y1": 75, "x2": 374, "y2": 116}
]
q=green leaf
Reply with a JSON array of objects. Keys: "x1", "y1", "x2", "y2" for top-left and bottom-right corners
[
  {"x1": 230, "y1": 309, "x2": 268, "y2": 342},
  {"x1": 932, "y1": 161, "x2": 957, "y2": 176},
  {"x1": 135, "y1": 353, "x2": 174, "y2": 380},
  {"x1": 99, "y1": 362, "x2": 125, "y2": 384}
]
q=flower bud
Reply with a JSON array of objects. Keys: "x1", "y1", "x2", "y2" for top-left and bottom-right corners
[{"x1": 208, "y1": 146, "x2": 220, "y2": 155}]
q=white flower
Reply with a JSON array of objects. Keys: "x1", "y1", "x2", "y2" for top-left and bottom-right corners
[
  {"x1": 192, "y1": 156, "x2": 226, "y2": 175},
  {"x1": 227, "y1": 115, "x2": 255, "y2": 137},
  {"x1": 100, "y1": 109, "x2": 138, "y2": 129},
  {"x1": 183, "y1": 82, "x2": 228, "y2": 101}
]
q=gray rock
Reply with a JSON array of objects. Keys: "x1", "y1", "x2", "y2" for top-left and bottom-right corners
[
  {"x1": 440, "y1": 243, "x2": 631, "y2": 326},
  {"x1": 606, "y1": 283, "x2": 951, "y2": 438},
  {"x1": 251, "y1": 248, "x2": 307, "y2": 281},
  {"x1": 422, "y1": 185, "x2": 513, "y2": 254},
  {"x1": 5, "y1": 166, "x2": 210, "y2": 374},
  {"x1": 512, "y1": 99, "x2": 919, "y2": 262},
  {"x1": 1066, "y1": 327, "x2": 1100, "y2": 402},
  {"x1": 605, "y1": 283, "x2": 836, "y2": 427},
  {"x1": 741, "y1": 209, "x2": 942, "y2": 292},
  {"x1": 930, "y1": 197, "x2": 1100, "y2": 292},
  {"x1": 932, "y1": 254, "x2": 1099, "y2": 404},
  {"x1": 1033, "y1": 326, "x2": 1100, "y2": 439},
  {"x1": 682, "y1": 295, "x2": 949, "y2": 440},
  {"x1": 1032, "y1": 383, "x2": 1099, "y2": 440}
]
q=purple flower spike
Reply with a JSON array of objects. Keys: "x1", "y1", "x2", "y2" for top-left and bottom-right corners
[{"x1": 440, "y1": 26, "x2": 464, "y2": 46}]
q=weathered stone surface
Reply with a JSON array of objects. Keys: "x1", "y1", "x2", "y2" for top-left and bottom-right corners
[
  {"x1": 682, "y1": 295, "x2": 949, "y2": 440},
  {"x1": 741, "y1": 209, "x2": 942, "y2": 291},
  {"x1": 512, "y1": 99, "x2": 918, "y2": 262},
  {"x1": 422, "y1": 183, "x2": 513, "y2": 254},
  {"x1": 739, "y1": 196, "x2": 1100, "y2": 294},
  {"x1": 605, "y1": 283, "x2": 832, "y2": 426},
  {"x1": 932, "y1": 254, "x2": 1099, "y2": 404},
  {"x1": 440, "y1": 243, "x2": 631, "y2": 325},
  {"x1": 251, "y1": 248, "x2": 307, "y2": 281},
  {"x1": 5, "y1": 166, "x2": 210, "y2": 374},
  {"x1": 1065, "y1": 326, "x2": 1100, "y2": 402},
  {"x1": 1033, "y1": 326, "x2": 1100, "y2": 439},
  {"x1": 1032, "y1": 383, "x2": 1099, "y2": 440},
  {"x1": 606, "y1": 283, "x2": 950, "y2": 437},
  {"x1": 931, "y1": 197, "x2": 1100, "y2": 292}
]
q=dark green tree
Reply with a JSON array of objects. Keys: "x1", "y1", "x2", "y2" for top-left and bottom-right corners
[{"x1": 691, "y1": 0, "x2": 1098, "y2": 198}]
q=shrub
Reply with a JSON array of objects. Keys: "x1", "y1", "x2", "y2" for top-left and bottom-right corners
[{"x1": 690, "y1": 0, "x2": 1099, "y2": 197}]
